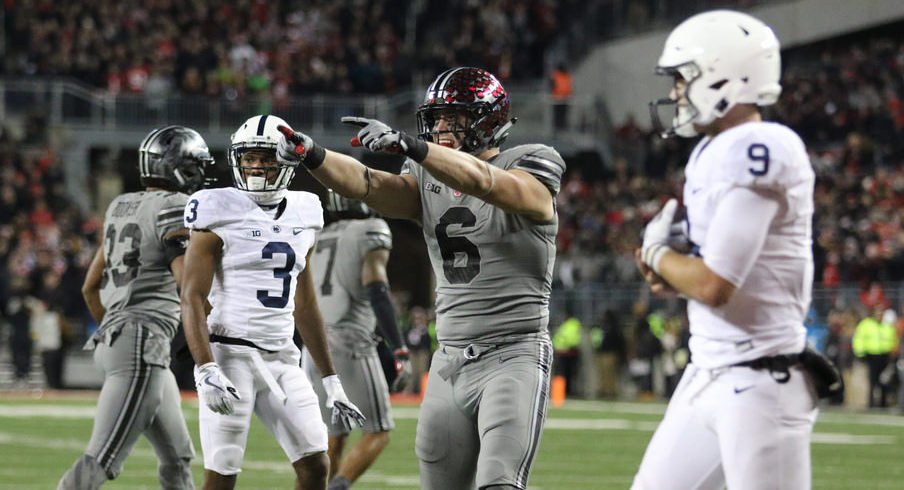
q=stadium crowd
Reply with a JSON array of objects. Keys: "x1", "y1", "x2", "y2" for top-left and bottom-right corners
[
  {"x1": 1, "y1": 0, "x2": 561, "y2": 99},
  {"x1": 2, "y1": 4, "x2": 904, "y2": 408}
]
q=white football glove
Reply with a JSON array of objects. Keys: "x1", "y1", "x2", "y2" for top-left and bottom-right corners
[
  {"x1": 194, "y1": 362, "x2": 241, "y2": 415},
  {"x1": 391, "y1": 347, "x2": 413, "y2": 393},
  {"x1": 322, "y1": 374, "x2": 366, "y2": 431},
  {"x1": 641, "y1": 198, "x2": 678, "y2": 274}
]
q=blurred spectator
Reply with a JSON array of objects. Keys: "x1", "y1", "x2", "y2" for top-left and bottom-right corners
[
  {"x1": 852, "y1": 307, "x2": 898, "y2": 407},
  {"x1": 5, "y1": 276, "x2": 34, "y2": 386},
  {"x1": 553, "y1": 312, "x2": 582, "y2": 396},
  {"x1": 404, "y1": 306, "x2": 432, "y2": 395},
  {"x1": 594, "y1": 309, "x2": 626, "y2": 399},
  {"x1": 549, "y1": 63, "x2": 573, "y2": 132}
]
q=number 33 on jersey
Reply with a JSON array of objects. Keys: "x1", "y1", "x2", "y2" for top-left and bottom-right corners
[{"x1": 183, "y1": 187, "x2": 324, "y2": 346}]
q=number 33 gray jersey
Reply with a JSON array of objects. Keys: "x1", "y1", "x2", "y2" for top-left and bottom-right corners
[
  {"x1": 401, "y1": 144, "x2": 565, "y2": 343},
  {"x1": 99, "y1": 190, "x2": 188, "y2": 337}
]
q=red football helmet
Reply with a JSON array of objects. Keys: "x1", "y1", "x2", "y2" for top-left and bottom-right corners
[{"x1": 416, "y1": 67, "x2": 516, "y2": 154}]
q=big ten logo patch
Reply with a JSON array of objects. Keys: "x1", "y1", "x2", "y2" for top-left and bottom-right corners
[{"x1": 425, "y1": 182, "x2": 442, "y2": 194}]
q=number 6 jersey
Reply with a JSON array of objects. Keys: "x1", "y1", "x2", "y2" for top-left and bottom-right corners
[
  {"x1": 184, "y1": 187, "x2": 323, "y2": 350},
  {"x1": 401, "y1": 144, "x2": 565, "y2": 344}
]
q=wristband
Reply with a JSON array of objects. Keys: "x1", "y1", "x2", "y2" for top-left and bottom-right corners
[
  {"x1": 302, "y1": 142, "x2": 326, "y2": 170},
  {"x1": 402, "y1": 134, "x2": 428, "y2": 163}
]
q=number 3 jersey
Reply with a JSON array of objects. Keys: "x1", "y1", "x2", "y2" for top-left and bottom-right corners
[
  {"x1": 99, "y1": 190, "x2": 188, "y2": 338},
  {"x1": 184, "y1": 187, "x2": 323, "y2": 350},
  {"x1": 401, "y1": 144, "x2": 565, "y2": 344},
  {"x1": 683, "y1": 121, "x2": 815, "y2": 368}
]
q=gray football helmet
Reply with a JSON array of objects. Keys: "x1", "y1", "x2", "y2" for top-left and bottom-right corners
[
  {"x1": 139, "y1": 126, "x2": 215, "y2": 193},
  {"x1": 324, "y1": 189, "x2": 373, "y2": 220}
]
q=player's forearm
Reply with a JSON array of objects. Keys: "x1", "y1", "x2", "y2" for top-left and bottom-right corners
[
  {"x1": 419, "y1": 143, "x2": 495, "y2": 196},
  {"x1": 181, "y1": 294, "x2": 214, "y2": 365},
  {"x1": 658, "y1": 251, "x2": 735, "y2": 307},
  {"x1": 295, "y1": 310, "x2": 336, "y2": 376},
  {"x1": 82, "y1": 288, "x2": 105, "y2": 324},
  {"x1": 312, "y1": 150, "x2": 419, "y2": 220}
]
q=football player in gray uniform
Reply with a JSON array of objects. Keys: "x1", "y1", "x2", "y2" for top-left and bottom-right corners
[
  {"x1": 302, "y1": 190, "x2": 411, "y2": 490},
  {"x1": 58, "y1": 126, "x2": 215, "y2": 490},
  {"x1": 277, "y1": 66, "x2": 565, "y2": 490}
]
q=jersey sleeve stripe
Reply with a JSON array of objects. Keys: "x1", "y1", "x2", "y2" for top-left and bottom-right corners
[
  {"x1": 157, "y1": 209, "x2": 183, "y2": 221},
  {"x1": 515, "y1": 161, "x2": 561, "y2": 181},
  {"x1": 519, "y1": 153, "x2": 565, "y2": 171},
  {"x1": 365, "y1": 231, "x2": 392, "y2": 239},
  {"x1": 156, "y1": 217, "x2": 183, "y2": 229}
]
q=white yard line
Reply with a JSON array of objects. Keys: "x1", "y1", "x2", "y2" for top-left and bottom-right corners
[{"x1": 0, "y1": 404, "x2": 895, "y2": 445}]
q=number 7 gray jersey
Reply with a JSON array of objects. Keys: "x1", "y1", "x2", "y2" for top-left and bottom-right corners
[
  {"x1": 401, "y1": 144, "x2": 565, "y2": 343},
  {"x1": 99, "y1": 190, "x2": 188, "y2": 338},
  {"x1": 310, "y1": 218, "x2": 393, "y2": 345}
]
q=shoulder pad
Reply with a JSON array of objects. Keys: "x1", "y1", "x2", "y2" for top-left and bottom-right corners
[
  {"x1": 505, "y1": 144, "x2": 566, "y2": 195},
  {"x1": 184, "y1": 188, "x2": 254, "y2": 230},
  {"x1": 715, "y1": 123, "x2": 810, "y2": 192},
  {"x1": 357, "y1": 218, "x2": 392, "y2": 252},
  {"x1": 285, "y1": 191, "x2": 325, "y2": 232}
]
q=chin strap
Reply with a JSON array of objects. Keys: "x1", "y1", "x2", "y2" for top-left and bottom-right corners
[{"x1": 243, "y1": 188, "x2": 288, "y2": 205}]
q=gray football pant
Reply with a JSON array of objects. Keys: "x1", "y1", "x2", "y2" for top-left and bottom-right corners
[
  {"x1": 58, "y1": 325, "x2": 194, "y2": 489},
  {"x1": 416, "y1": 338, "x2": 552, "y2": 490}
]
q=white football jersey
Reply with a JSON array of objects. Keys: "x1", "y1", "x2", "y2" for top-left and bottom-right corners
[
  {"x1": 184, "y1": 187, "x2": 323, "y2": 351},
  {"x1": 683, "y1": 121, "x2": 814, "y2": 368}
]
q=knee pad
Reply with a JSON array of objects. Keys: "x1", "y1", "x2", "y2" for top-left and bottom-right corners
[{"x1": 207, "y1": 444, "x2": 244, "y2": 475}]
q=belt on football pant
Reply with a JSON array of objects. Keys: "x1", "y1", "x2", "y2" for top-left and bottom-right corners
[
  {"x1": 210, "y1": 334, "x2": 277, "y2": 353},
  {"x1": 436, "y1": 332, "x2": 549, "y2": 381},
  {"x1": 731, "y1": 353, "x2": 801, "y2": 383},
  {"x1": 210, "y1": 334, "x2": 287, "y2": 402}
]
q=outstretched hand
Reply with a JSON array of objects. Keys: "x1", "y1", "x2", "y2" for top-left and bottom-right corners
[
  {"x1": 341, "y1": 116, "x2": 428, "y2": 162},
  {"x1": 275, "y1": 124, "x2": 326, "y2": 170}
]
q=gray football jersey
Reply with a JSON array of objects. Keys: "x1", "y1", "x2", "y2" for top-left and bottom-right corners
[
  {"x1": 310, "y1": 218, "x2": 393, "y2": 345},
  {"x1": 401, "y1": 144, "x2": 565, "y2": 343},
  {"x1": 98, "y1": 190, "x2": 188, "y2": 338}
]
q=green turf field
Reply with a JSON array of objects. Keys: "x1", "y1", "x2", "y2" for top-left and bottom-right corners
[{"x1": 1, "y1": 394, "x2": 902, "y2": 489}]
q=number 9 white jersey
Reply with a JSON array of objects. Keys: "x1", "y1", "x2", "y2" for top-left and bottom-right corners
[
  {"x1": 184, "y1": 187, "x2": 323, "y2": 351},
  {"x1": 683, "y1": 121, "x2": 815, "y2": 368}
]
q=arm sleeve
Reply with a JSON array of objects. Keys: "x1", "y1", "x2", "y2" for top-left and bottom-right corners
[
  {"x1": 702, "y1": 186, "x2": 781, "y2": 287},
  {"x1": 366, "y1": 281, "x2": 404, "y2": 350}
]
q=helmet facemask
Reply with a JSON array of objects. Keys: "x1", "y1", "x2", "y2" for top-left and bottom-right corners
[{"x1": 649, "y1": 63, "x2": 703, "y2": 139}]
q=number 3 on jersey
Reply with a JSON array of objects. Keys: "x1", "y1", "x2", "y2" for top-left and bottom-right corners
[
  {"x1": 258, "y1": 242, "x2": 295, "y2": 308},
  {"x1": 435, "y1": 207, "x2": 481, "y2": 284}
]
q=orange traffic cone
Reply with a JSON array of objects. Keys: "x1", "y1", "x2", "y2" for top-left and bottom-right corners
[{"x1": 551, "y1": 375, "x2": 566, "y2": 407}]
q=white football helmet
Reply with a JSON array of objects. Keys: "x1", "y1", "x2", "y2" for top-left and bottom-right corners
[
  {"x1": 229, "y1": 114, "x2": 298, "y2": 203},
  {"x1": 650, "y1": 10, "x2": 782, "y2": 138}
]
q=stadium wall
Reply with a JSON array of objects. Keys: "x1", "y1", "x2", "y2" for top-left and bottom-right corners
[{"x1": 578, "y1": 0, "x2": 904, "y2": 128}]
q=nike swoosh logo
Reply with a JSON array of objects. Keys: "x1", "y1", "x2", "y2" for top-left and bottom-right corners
[
  {"x1": 734, "y1": 385, "x2": 755, "y2": 394},
  {"x1": 203, "y1": 377, "x2": 222, "y2": 391},
  {"x1": 691, "y1": 187, "x2": 703, "y2": 194},
  {"x1": 293, "y1": 228, "x2": 304, "y2": 235}
]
